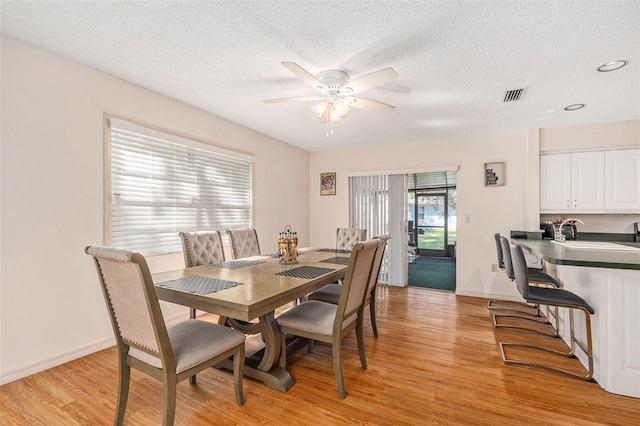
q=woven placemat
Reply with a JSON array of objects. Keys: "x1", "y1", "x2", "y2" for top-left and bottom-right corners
[
  {"x1": 320, "y1": 256, "x2": 350, "y2": 265},
  {"x1": 316, "y1": 248, "x2": 352, "y2": 254},
  {"x1": 276, "y1": 266, "x2": 336, "y2": 279},
  {"x1": 210, "y1": 259, "x2": 265, "y2": 269},
  {"x1": 158, "y1": 276, "x2": 242, "y2": 295}
]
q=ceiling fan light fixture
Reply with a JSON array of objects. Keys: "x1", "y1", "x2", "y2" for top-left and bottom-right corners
[
  {"x1": 311, "y1": 101, "x2": 328, "y2": 118},
  {"x1": 333, "y1": 100, "x2": 350, "y2": 117}
]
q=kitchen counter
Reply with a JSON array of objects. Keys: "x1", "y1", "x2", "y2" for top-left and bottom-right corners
[{"x1": 513, "y1": 239, "x2": 640, "y2": 270}]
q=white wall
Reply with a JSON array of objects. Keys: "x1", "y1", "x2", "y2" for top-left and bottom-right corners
[{"x1": 0, "y1": 36, "x2": 310, "y2": 383}]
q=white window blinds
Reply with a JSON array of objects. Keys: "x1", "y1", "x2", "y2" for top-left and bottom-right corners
[
  {"x1": 349, "y1": 175, "x2": 390, "y2": 283},
  {"x1": 108, "y1": 119, "x2": 253, "y2": 255}
]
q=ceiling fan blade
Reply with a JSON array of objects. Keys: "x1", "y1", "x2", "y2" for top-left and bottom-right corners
[
  {"x1": 349, "y1": 97, "x2": 395, "y2": 113},
  {"x1": 343, "y1": 67, "x2": 399, "y2": 95},
  {"x1": 282, "y1": 62, "x2": 325, "y2": 91},
  {"x1": 263, "y1": 95, "x2": 325, "y2": 104}
]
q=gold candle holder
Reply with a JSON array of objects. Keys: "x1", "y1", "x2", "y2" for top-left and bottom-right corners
[{"x1": 278, "y1": 225, "x2": 298, "y2": 264}]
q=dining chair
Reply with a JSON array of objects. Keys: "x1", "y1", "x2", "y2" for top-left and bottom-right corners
[
  {"x1": 276, "y1": 238, "x2": 382, "y2": 398},
  {"x1": 85, "y1": 246, "x2": 246, "y2": 426},
  {"x1": 179, "y1": 230, "x2": 226, "y2": 319},
  {"x1": 226, "y1": 228, "x2": 261, "y2": 259},
  {"x1": 336, "y1": 227, "x2": 367, "y2": 250},
  {"x1": 499, "y1": 243, "x2": 595, "y2": 381},
  {"x1": 308, "y1": 234, "x2": 391, "y2": 337}
]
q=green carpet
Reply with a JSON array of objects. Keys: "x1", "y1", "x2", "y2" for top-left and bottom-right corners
[{"x1": 408, "y1": 256, "x2": 456, "y2": 291}]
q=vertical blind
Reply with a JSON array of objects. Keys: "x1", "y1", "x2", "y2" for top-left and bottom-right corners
[
  {"x1": 349, "y1": 175, "x2": 390, "y2": 283},
  {"x1": 108, "y1": 119, "x2": 253, "y2": 255}
]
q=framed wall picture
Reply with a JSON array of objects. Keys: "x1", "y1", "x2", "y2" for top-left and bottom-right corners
[
  {"x1": 320, "y1": 172, "x2": 336, "y2": 195},
  {"x1": 485, "y1": 162, "x2": 505, "y2": 186}
]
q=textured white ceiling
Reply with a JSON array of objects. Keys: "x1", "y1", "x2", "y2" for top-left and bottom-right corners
[{"x1": 2, "y1": 1, "x2": 639, "y2": 152}]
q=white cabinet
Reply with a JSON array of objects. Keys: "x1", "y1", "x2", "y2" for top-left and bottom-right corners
[
  {"x1": 572, "y1": 151, "x2": 605, "y2": 210},
  {"x1": 605, "y1": 149, "x2": 640, "y2": 211},
  {"x1": 540, "y1": 153, "x2": 572, "y2": 210},
  {"x1": 540, "y1": 152, "x2": 604, "y2": 212}
]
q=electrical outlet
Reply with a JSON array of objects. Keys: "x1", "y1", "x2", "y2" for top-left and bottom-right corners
[{"x1": 491, "y1": 264, "x2": 497, "y2": 272}]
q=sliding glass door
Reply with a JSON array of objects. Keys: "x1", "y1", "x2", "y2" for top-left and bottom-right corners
[{"x1": 409, "y1": 187, "x2": 456, "y2": 258}]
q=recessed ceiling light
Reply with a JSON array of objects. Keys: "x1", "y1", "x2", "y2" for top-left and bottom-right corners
[
  {"x1": 598, "y1": 60, "x2": 628, "y2": 72},
  {"x1": 564, "y1": 104, "x2": 586, "y2": 111}
]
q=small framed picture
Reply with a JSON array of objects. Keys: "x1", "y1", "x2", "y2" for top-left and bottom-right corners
[
  {"x1": 485, "y1": 162, "x2": 505, "y2": 186},
  {"x1": 320, "y1": 172, "x2": 336, "y2": 196}
]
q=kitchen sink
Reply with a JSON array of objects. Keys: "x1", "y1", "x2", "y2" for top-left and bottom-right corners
[{"x1": 551, "y1": 241, "x2": 640, "y2": 251}]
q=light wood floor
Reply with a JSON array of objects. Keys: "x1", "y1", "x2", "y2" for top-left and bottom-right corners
[{"x1": 2, "y1": 286, "x2": 639, "y2": 425}]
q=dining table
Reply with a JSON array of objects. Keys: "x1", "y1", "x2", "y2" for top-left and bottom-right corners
[{"x1": 153, "y1": 247, "x2": 351, "y2": 392}]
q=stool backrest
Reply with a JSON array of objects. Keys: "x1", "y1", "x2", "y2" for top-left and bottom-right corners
[
  {"x1": 500, "y1": 236, "x2": 516, "y2": 280},
  {"x1": 509, "y1": 243, "x2": 532, "y2": 300},
  {"x1": 494, "y1": 233, "x2": 505, "y2": 270}
]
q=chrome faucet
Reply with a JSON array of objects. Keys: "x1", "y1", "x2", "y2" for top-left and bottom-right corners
[{"x1": 554, "y1": 218, "x2": 585, "y2": 243}]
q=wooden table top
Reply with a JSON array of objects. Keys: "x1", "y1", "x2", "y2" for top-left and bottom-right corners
[{"x1": 154, "y1": 248, "x2": 350, "y2": 321}]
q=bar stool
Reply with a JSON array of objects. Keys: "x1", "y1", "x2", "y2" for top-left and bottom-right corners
[
  {"x1": 487, "y1": 233, "x2": 540, "y2": 315},
  {"x1": 499, "y1": 244, "x2": 595, "y2": 381},
  {"x1": 492, "y1": 237, "x2": 561, "y2": 337}
]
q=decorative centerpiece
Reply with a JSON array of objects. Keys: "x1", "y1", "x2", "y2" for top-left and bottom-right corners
[{"x1": 278, "y1": 225, "x2": 298, "y2": 264}]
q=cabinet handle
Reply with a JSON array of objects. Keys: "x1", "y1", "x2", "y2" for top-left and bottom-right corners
[
  {"x1": 574, "y1": 200, "x2": 577, "y2": 208},
  {"x1": 567, "y1": 200, "x2": 570, "y2": 208}
]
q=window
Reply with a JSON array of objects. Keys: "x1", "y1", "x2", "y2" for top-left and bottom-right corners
[{"x1": 107, "y1": 118, "x2": 253, "y2": 255}]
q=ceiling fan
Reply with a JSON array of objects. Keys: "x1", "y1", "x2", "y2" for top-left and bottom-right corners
[{"x1": 263, "y1": 62, "x2": 399, "y2": 123}]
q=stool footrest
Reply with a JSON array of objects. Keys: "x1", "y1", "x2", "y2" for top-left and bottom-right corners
[{"x1": 500, "y1": 342, "x2": 594, "y2": 381}]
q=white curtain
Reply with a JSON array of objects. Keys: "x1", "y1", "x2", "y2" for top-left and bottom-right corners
[{"x1": 349, "y1": 174, "x2": 407, "y2": 285}]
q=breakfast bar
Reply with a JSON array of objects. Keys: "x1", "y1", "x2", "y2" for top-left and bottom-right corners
[{"x1": 513, "y1": 239, "x2": 640, "y2": 398}]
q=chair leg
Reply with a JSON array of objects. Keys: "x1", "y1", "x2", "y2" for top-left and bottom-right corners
[
  {"x1": 115, "y1": 356, "x2": 130, "y2": 426},
  {"x1": 190, "y1": 307, "x2": 197, "y2": 319},
  {"x1": 307, "y1": 338, "x2": 314, "y2": 353},
  {"x1": 233, "y1": 344, "x2": 246, "y2": 406},
  {"x1": 499, "y1": 307, "x2": 594, "y2": 381},
  {"x1": 332, "y1": 339, "x2": 346, "y2": 398},
  {"x1": 369, "y1": 298, "x2": 379, "y2": 338},
  {"x1": 356, "y1": 320, "x2": 367, "y2": 370},
  {"x1": 162, "y1": 375, "x2": 177, "y2": 426}
]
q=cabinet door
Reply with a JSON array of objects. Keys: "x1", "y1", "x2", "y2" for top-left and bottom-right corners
[
  {"x1": 572, "y1": 151, "x2": 605, "y2": 210},
  {"x1": 606, "y1": 149, "x2": 640, "y2": 211},
  {"x1": 540, "y1": 153, "x2": 571, "y2": 210}
]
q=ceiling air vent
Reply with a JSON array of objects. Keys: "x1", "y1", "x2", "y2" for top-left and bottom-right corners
[{"x1": 503, "y1": 87, "x2": 527, "y2": 102}]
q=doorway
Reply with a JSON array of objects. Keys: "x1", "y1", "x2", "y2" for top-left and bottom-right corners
[{"x1": 408, "y1": 173, "x2": 457, "y2": 291}]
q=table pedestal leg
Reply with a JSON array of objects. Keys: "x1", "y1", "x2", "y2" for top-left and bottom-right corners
[{"x1": 218, "y1": 311, "x2": 295, "y2": 392}]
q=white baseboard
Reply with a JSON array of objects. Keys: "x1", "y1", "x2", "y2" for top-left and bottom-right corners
[{"x1": 0, "y1": 311, "x2": 186, "y2": 385}]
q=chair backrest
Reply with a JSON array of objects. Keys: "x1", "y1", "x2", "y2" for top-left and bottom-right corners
[
  {"x1": 334, "y1": 239, "x2": 381, "y2": 332},
  {"x1": 500, "y1": 236, "x2": 516, "y2": 280},
  {"x1": 85, "y1": 246, "x2": 174, "y2": 369},
  {"x1": 509, "y1": 243, "x2": 532, "y2": 300},
  {"x1": 179, "y1": 231, "x2": 225, "y2": 267},
  {"x1": 336, "y1": 228, "x2": 367, "y2": 250},
  {"x1": 494, "y1": 233, "x2": 505, "y2": 270},
  {"x1": 226, "y1": 228, "x2": 261, "y2": 259},
  {"x1": 366, "y1": 234, "x2": 391, "y2": 296}
]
